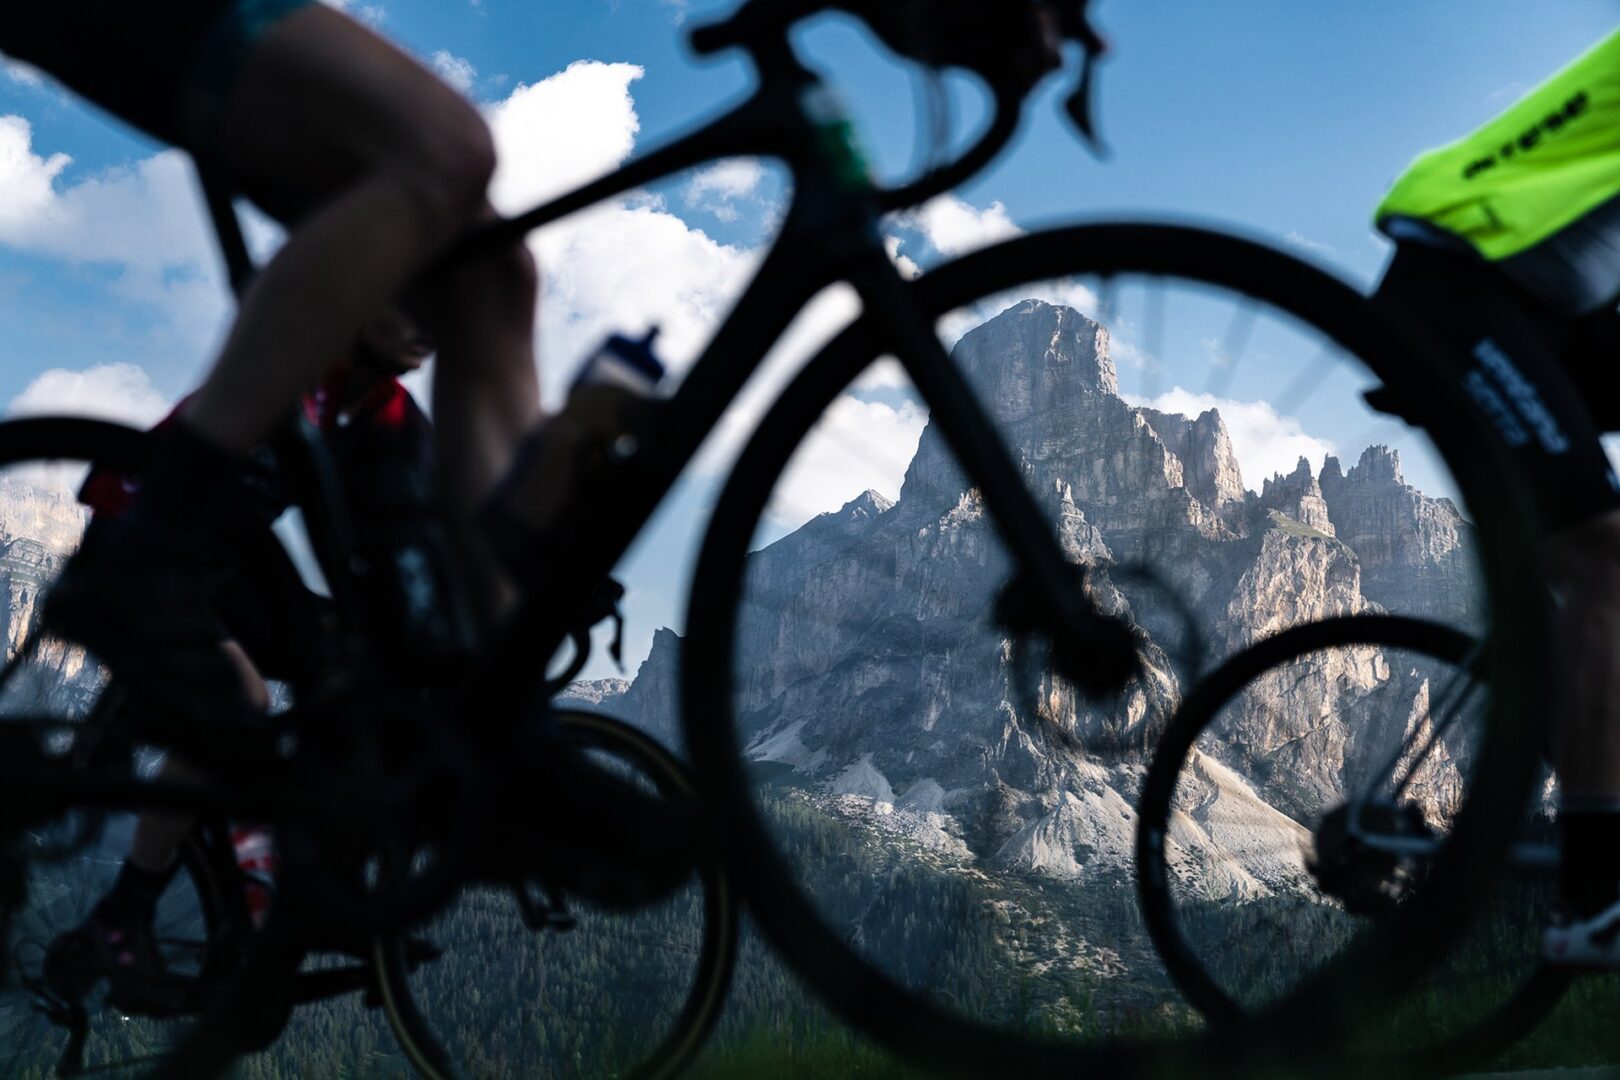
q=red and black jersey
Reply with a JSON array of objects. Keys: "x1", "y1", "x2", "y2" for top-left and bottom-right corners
[
  {"x1": 80, "y1": 374, "x2": 433, "y2": 520},
  {"x1": 76, "y1": 374, "x2": 436, "y2": 682}
]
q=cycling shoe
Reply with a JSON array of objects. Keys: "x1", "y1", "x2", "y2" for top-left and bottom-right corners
[{"x1": 47, "y1": 913, "x2": 188, "y2": 1017}]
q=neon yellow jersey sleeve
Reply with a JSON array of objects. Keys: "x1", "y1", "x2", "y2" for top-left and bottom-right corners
[{"x1": 1375, "y1": 28, "x2": 1620, "y2": 261}]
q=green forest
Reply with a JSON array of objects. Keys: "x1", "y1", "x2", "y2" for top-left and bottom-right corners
[{"x1": 4, "y1": 791, "x2": 1620, "y2": 1078}]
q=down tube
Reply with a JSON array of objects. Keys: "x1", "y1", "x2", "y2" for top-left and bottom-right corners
[{"x1": 848, "y1": 253, "x2": 1114, "y2": 647}]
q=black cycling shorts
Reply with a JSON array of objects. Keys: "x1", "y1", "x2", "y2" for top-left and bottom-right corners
[
  {"x1": 0, "y1": 0, "x2": 311, "y2": 157},
  {"x1": 78, "y1": 515, "x2": 330, "y2": 687},
  {"x1": 1373, "y1": 242, "x2": 1620, "y2": 532}
]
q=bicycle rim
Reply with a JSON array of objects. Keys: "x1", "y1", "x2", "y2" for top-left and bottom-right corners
[
  {"x1": 681, "y1": 223, "x2": 1547, "y2": 1076},
  {"x1": 0, "y1": 417, "x2": 304, "y2": 1079},
  {"x1": 374, "y1": 709, "x2": 738, "y2": 1080},
  {"x1": 1136, "y1": 613, "x2": 1572, "y2": 1072}
]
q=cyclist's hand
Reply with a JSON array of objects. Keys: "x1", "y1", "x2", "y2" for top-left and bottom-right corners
[{"x1": 856, "y1": 0, "x2": 1063, "y2": 91}]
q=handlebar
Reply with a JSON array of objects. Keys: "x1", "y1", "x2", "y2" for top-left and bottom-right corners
[{"x1": 691, "y1": 0, "x2": 1108, "y2": 155}]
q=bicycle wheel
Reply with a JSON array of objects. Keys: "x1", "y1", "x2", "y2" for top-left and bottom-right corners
[
  {"x1": 0, "y1": 417, "x2": 308, "y2": 1078},
  {"x1": 681, "y1": 224, "x2": 1547, "y2": 1075},
  {"x1": 0, "y1": 417, "x2": 152, "y2": 1000},
  {"x1": 0, "y1": 823, "x2": 244, "y2": 1077},
  {"x1": 1137, "y1": 613, "x2": 1572, "y2": 1073},
  {"x1": 374, "y1": 708, "x2": 738, "y2": 1080}
]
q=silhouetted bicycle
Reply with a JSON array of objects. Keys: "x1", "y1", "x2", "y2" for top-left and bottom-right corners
[{"x1": 0, "y1": 0, "x2": 1550, "y2": 1076}]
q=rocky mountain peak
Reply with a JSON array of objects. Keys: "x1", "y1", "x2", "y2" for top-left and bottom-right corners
[
  {"x1": 952, "y1": 300, "x2": 1116, "y2": 413},
  {"x1": 1137, "y1": 407, "x2": 1247, "y2": 513},
  {"x1": 842, "y1": 489, "x2": 893, "y2": 522},
  {"x1": 1259, "y1": 456, "x2": 1334, "y2": 536},
  {"x1": 1319, "y1": 445, "x2": 1475, "y2": 624}
]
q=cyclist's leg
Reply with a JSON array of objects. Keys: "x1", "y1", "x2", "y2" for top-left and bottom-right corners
[
  {"x1": 1543, "y1": 308, "x2": 1620, "y2": 928},
  {"x1": 182, "y1": 3, "x2": 502, "y2": 451},
  {"x1": 1376, "y1": 243, "x2": 1620, "y2": 928},
  {"x1": 418, "y1": 221, "x2": 541, "y2": 621},
  {"x1": 86, "y1": 641, "x2": 269, "y2": 1009},
  {"x1": 51, "y1": 6, "x2": 527, "y2": 703},
  {"x1": 187, "y1": 6, "x2": 540, "y2": 623}
]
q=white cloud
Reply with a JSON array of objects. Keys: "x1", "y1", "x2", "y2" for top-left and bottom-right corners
[
  {"x1": 529, "y1": 201, "x2": 760, "y2": 396},
  {"x1": 0, "y1": 118, "x2": 216, "y2": 271},
  {"x1": 481, "y1": 61, "x2": 786, "y2": 404},
  {"x1": 430, "y1": 50, "x2": 477, "y2": 94},
  {"x1": 767, "y1": 394, "x2": 928, "y2": 529},
  {"x1": 686, "y1": 160, "x2": 763, "y2": 201},
  {"x1": 7, "y1": 363, "x2": 170, "y2": 425},
  {"x1": 1125, "y1": 386, "x2": 1336, "y2": 493},
  {"x1": 899, "y1": 194, "x2": 1021, "y2": 257},
  {"x1": 0, "y1": 116, "x2": 233, "y2": 370},
  {"x1": 683, "y1": 159, "x2": 764, "y2": 221},
  {"x1": 0, "y1": 59, "x2": 869, "y2": 526},
  {"x1": 5, "y1": 364, "x2": 173, "y2": 495},
  {"x1": 694, "y1": 283, "x2": 864, "y2": 477},
  {"x1": 883, "y1": 235, "x2": 921, "y2": 281},
  {"x1": 486, "y1": 61, "x2": 645, "y2": 211}
]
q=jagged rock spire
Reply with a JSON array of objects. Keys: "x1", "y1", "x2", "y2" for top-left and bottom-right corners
[{"x1": 1259, "y1": 455, "x2": 1334, "y2": 536}]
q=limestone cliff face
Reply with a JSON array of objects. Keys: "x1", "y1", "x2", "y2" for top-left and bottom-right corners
[
  {"x1": 614, "y1": 627, "x2": 682, "y2": 750},
  {"x1": 590, "y1": 300, "x2": 1479, "y2": 905},
  {"x1": 0, "y1": 482, "x2": 98, "y2": 715},
  {"x1": 1318, "y1": 447, "x2": 1478, "y2": 626},
  {"x1": 0, "y1": 476, "x2": 89, "y2": 556},
  {"x1": 906, "y1": 302, "x2": 1231, "y2": 559},
  {"x1": 1258, "y1": 457, "x2": 1335, "y2": 537},
  {"x1": 1137, "y1": 407, "x2": 1247, "y2": 522}
]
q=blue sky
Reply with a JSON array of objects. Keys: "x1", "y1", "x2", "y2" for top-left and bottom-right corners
[{"x1": 0, "y1": 1, "x2": 1612, "y2": 675}]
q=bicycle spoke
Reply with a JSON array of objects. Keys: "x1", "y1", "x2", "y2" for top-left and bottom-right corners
[
  {"x1": 1202, "y1": 300, "x2": 1256, "y2": 398},
  {"x1": 1271, "y1": 346, "x2": 1338, "y2": 419},
  {"x1": 1142, "y1": 274, "x2": 1167, "y2": 402}
]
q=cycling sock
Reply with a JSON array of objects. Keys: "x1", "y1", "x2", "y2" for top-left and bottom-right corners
[
  {"x1": 95, "y1": 860, "x2": 169, "y2": 927},
  {"x1": 1559, "y1": 808, "x2": 1620, "y2": 918}
]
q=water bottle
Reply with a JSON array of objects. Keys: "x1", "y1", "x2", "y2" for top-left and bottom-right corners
[
  {"x1": 231, "y1": 824, "x2": 277, "y2": 928},
  {"x1": 500, "y1": 328, "x2": 667, "y2": 546}
]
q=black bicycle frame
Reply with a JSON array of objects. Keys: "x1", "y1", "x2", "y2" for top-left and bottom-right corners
[
  {"x1": 459, "y1": 36, "x2": 1123, "y2": 709},
  {"x1": 194, "y1": 19, "x2": 1123, "y2": 724}
]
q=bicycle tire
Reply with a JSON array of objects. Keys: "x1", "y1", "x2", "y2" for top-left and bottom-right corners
[
  {"x1": 0, "y1": 416, "x2": 306, "y2": 1080},
  {"x1": 681, "y1": 223, "x2": 1548, "y2": 1076},
  {"x1": 1136, "y1": 613, "x2": 1573, "y2": 1072},
  {"x1": 0, "y1": 826, "x2": 242, "y2": 1076},
  {"x1": 374, "y1": 709, "x2": 739, "y2": 1080}
]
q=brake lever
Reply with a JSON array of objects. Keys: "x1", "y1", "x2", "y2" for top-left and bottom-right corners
[
  {"x1": 1058, "y1": 5, "x2": 1108, "y2": 157},
  {"x1": 1064, "y1": 47, "x2": 1106, "y2": 156}
]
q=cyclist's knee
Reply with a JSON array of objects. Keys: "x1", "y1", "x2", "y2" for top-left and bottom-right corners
[
  {"x1": 461, "y1": 234, "x2": 539, "y2": 314},
  {"x1": 393, "y1": 110, "x2": 497, "y2": 238}
]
